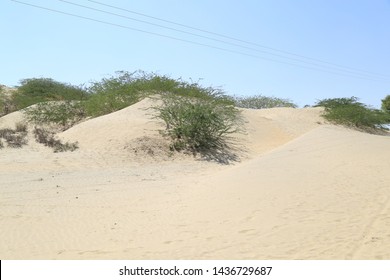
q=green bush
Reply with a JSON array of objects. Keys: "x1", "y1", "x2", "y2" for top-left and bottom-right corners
[
  {"x1": 84, "y1": 71, "x2": 233, "y2": 117},
  {"x1": 25, "y1": 101, "x2": 86, "y2": 130},
  {"x1": 85, "y1": 71, "x2": 144, "y2": 117},
  {"x1": 0, "y1": 86, "x2": 17, "y2": 116},
  {"x1": 381, "y1": 95, "x2": 390, "y2": 113},
  {"x1": 13, "y1": 78, "x2": 87, "y2": 109},
  {"x1": 155, "y1": 94, "x2": 241, "y2": 153},
  {"x1": 233, "y1": 95, "x2": 297, "y2": 109},
  {"x1": 0, "y1": 89, "x2": 5, "y2": 116},
  {"x1": 315, "y1": 97, "x2": 390, "y2": 131},
  {"x1": 315, "y1": 97, "x2": 361, "y2": 108}
]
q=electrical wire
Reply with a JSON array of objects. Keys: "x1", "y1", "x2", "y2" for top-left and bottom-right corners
[
  {"x1": 59, "y1": 0, "x2": 388, "y2": 79},
  {"x1": 88, "y1": 0, "x2": 390, "y2": 80},
  {"x1": 10, "y1": 0, "x2": 390, "y2": 82}
]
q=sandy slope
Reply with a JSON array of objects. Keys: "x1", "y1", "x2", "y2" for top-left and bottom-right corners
[{"x1": 1, "y1": 99, "x2": 389, "y2": 259}]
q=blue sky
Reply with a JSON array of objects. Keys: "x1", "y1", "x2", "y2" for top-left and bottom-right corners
[{"x1": 1, "y1": 0, "x2": 390, "y2": 108}]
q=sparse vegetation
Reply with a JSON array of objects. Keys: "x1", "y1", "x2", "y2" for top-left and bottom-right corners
[
  {"x1": 315, "y1": 97, "x2": 390, "y2": 132},
  {"x1": 33, "y1": 127, "x2": 78, "y2": 152},
  {"x1": 3, "y1": 71, "x2": 389, "y2": 158},
  {"x1": 15, "y1": 122, "x2": 28, "y2": 133},
  {"x1": 25, "y1": 101, "x2": 86, "y2": 130},
  {"x1": 0, "y1": 86, "x2": 17, "y2": 116},
  {"x1": 233, "y1": 95, "x2": 297, "y2": 109},
  {"x1": 0, "y1": 123, "x2": 28, "y2": 148}
]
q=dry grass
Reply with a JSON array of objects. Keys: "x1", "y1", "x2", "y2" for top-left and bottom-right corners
[{"x1": 33, "y1": 127, "x2": 78, "y2": 152}]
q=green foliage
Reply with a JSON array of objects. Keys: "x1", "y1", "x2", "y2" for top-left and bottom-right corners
[
  {"x1": 315, "y1": 97, "x2": 390, "y2": 131},
  {"x1": 25, "y1": 101, "x2": 86, "y2": 130},
  {"x1": 381, "y1": 95, "x2": 390, "y2": 113},
  {"x1": 0, "y1": 88, "x2": 5, "y2": 116},
  {"x1": 315, "y1": 97, "x2": 361, "y2": 108},
  {"x1": 0, "y1": 86, "x2": 17, "y2": 116},
  {"x1": 85, "y1": 71, "x2": 144, "y2": 117},
  {"x1": 155, "y1": 94, "x2": 241, "y2": 153},
  {"x1": 233, "y1": 95, "x2": 297, "y2": 109},
  {"x1": 84, "y1": 71, "x2": 233, "y2": 117},
  {"x1": 33, "y1": 127, "x2": 78, "y2": 152},
  {"x1": 13, "y1": 78, "x2": 87, "y2": 109}
]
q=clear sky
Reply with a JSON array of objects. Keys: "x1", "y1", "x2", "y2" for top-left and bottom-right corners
[{"x1": 1, "y1": 0, "x2": 390, "y2": 108}]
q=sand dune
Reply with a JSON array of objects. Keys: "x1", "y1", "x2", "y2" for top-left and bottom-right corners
[{"x1": 1, "y1": 99, "x2": 389, "y2": 259}]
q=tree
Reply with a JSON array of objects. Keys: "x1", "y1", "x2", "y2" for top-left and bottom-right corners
[{"x1": 381, "y1": 95, "x2": 390, "y2": 113}]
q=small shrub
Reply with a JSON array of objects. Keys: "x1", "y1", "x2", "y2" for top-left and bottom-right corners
[
  {"x1": 6, "y1": 134, "x2": 28, "y2": 148},
  {"x1": 315, "y1": 97, "x2": 390, "y2": 131},
  {"x1": 0, "y1": 139, "x2": 3, "y2": 149},
  {"x1": 25, "y1": 101, "x2": 86, "y2": 129},
  {"x1": 15, "y1": 122, "x2": 28, "y2": 133},
  {"x1": 0, "y1": 127, "x2": 28, "y2": 148},
  {"x1": 155, "y1": 94, "x2": 241, "y2": 153},
  {"x1": 233, "y1": 95, "x2": 297, "y2": 109},
  {"x1": 0, "y1": 128, "x2": 13, "y2": 138},
  {"x1": 33, "y1": 127, "x2": 78, "y2": 152}
]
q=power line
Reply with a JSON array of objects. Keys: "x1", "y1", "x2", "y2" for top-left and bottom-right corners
[
  {"x1": 9, "y1": 1, "x2": 255, "y2": 58},
  {"x1": 10, "y1": 0, "x2": 390, "y2": 82},
  {"x1": 59, "y1": 0, "x2": 387, "y2": 79},
  {"x1": 87, "y1": 0, "x2": 390, "y2": 80}
]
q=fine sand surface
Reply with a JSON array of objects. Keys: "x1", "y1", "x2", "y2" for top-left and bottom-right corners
[{"x1": 1, "y1": 99, "x2": 390, "y2": 259}]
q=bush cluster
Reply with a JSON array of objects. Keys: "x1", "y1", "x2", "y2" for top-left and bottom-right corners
[
  {"x1": 25, "y1": 101, "x2": 86, "y2": 130},
  {"x1": 316, "y1": 97, "x2": 390, "y2": 131},
  {"x1": 382, "y1": 95, "x2": 390, "y2": 113},
  {"x1": 155, "y1": 94, "x2": 241, "y2": 153},
  {"x1": 12, "y1": 78, "x2": 88, "y2": 110},
  {"x1": 233, "y1": 95, "x2": 297, "y2": 109},
  {"x1": 84, "y1": 71, "x2": 233, "y2": 117}
]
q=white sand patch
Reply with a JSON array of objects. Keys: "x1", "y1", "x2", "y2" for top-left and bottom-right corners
[{"x1": 1, "y1": 99, "x2": 389, "y2": 259}]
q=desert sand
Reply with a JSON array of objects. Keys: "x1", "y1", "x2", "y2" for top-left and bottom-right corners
[{"x1": 1, "y1": 98, "x2": 390, "y2": 259}]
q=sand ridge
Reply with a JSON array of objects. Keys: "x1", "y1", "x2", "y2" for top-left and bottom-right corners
[{"x1": 1, "y1": 99, "x2": 389, "y2": 259}]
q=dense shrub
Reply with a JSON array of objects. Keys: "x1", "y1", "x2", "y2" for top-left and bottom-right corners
[
  {"x1": 25, "y1": 101, "x2": 86, "y2": 130},
  {"x1": 381, "y1": 95, "x2": 390, "y2": 113},
  {"x1": 12, "y1": 78, "x2": 87, "y2": 109},
  {"x1": 233, "y1": 95, "x2": 297, "y2": 109},
  {"x1": 85, "y1": 71, "x2": 234, "y2": 117},
  {"x1": 315, "y1": 97, "x2": 390, "y2": 131},
  {"x1": 85, "y1": 71, "x2": 144, "y2": 117},
  {"x1": 155, "y1": 94, "x2": 241, "y2": 153}
]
